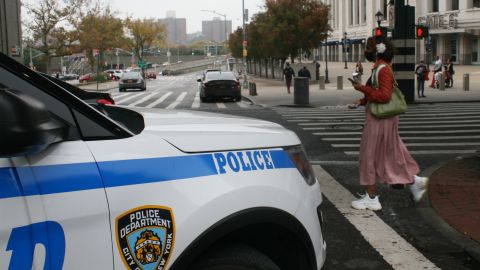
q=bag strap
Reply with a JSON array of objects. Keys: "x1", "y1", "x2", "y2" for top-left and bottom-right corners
[{"x1": 373, "y1": 63, "x2": 399, "y2": 88}]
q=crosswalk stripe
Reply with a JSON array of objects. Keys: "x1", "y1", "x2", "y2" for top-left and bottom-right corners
[
  {"x1": 128, "y1": 92, "x2": 159, "y2": 107},
  {"x1": 166, "y1": 92, "x2": 187, "y2": 109},
  {"x1": 313, "y1": 165, "x2": 440, "y2": 270},
  {"x1": 345, "y1": 150, "x2": 476, "y2": 156},
  {"x1": 332, "y1": 142, "x2": 480, "y2": 148},
  {"x1": 145, "y1": 92, "x2": 172, "y2": 108},
  {"x1": 216, "y1": 102, "x2": 227, "y2": 109},
  {"x1": 115, "y1": 92, "x2": 146, "y2": 104},
  {"x1": 322, "y1": 135, "x2": 480, "y2": 141},
  {"x1": 112, "y1": 93, "x2": 130, "y2": 99},
  {"x1": 237, "y1": 101, "x2": 250, "y2": 108},
  {"x1": 313, "y1": 130, "x2": 480, "y2": 135},
  {"x1": 191, "y1": 92, "x2": 200, "y2": 108},
  {"x1": 304, "y1": 124, "x2": 480, "y2": 130}
]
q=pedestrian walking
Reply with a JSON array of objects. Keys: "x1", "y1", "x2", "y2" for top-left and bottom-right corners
[
  {"x1": 348, "y1": 35, "x2": 428, "y2": 211},
  {"x1": 430, "y1": 56, "x2": 442, "y2": 88},
  {"x1": 355, "y1": 61, "x2": 364, "y2": 82},
  {"x1": 298, "y1": 66, "x2": 311, "y2": 79},
  {"x1": 446, "y1": 58, "x2": 455, "y2": 88},
  {"x1": 283, "y1": 63, "x2": 295, "y2": 94},
  {"x1": 415, "y1": 60, "x2": 427, "y2": 97}
]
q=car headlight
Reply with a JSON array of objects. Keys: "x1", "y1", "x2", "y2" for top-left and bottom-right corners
[{"x1": 284, "y1": 146, "x2": 316, "y2": 185}]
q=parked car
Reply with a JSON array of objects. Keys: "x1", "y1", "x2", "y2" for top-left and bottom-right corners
[
  {"x1": 79, "y1": 73, "x2": 94, "y2": 83},
  {"x1": 119, "y1": 71, "x2": 146, "y2": 92},
  {"x1": 161, "y1": 69, "x2": 173, "y2": 76},
  {"x1": 197, "y1": 71, "x2": 241, "y2": 102},
  {"x1": 39, "y1": 72, "x2": 115, "y2": 105},
  {"x1": 146, "y1": 71, "x2": 157, "y2": 79},
  {"x1": 0, "y1": 50, "x2": 326, "y2": 270},
  {"x1": 61, "y1": 73, "x2": 79, "y2": 81},
  {"x1": 105, "y1": 69, "x2": 123, "y2": 81}
]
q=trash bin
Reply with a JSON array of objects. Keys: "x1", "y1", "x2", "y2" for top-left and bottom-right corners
[{"x1": 294, "y1": 77, "x2": 309, "y2": 105}]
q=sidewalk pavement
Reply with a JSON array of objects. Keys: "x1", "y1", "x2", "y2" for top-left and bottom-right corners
[{"x1": 241, "y1": 62, "x2": 480, "y2": 261}]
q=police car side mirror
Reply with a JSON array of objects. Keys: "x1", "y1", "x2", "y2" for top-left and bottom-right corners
[{"x1": 0, "y1": 87, "x2": 67, "y2": 157}]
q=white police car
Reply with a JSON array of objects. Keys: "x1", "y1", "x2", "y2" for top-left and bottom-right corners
[{"x1": 0, "y1": 52, "x2": 326, "y2": 270}]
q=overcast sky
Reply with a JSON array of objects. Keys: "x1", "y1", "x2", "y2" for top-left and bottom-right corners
[{"x1": 108, "y1": 0, "x2": 265, "y2": 33}]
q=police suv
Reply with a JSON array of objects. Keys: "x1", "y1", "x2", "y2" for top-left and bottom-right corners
[{"x1": 0, "y1": 52, "x2": 326, "y2": 270}]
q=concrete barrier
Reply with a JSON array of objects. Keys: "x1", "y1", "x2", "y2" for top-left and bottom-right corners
[
  {"x1": 319, "y1": 76, "x2": 325, "y2": 90},
  {"x1": 463, "y1": 73, "x2": 470, "y2": 91},
  {"x1": 337, "y1": 76, "x2": 343, "y2": 90}
]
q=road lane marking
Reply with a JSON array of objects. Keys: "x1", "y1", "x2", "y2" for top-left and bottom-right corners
[
  {"x1": 145, "y1": 92, "x2": 172, "y2": 108},
  {"x1": 313, "y1": 165, "x2": 440, "y2": 270},
  {"x1": 128, "y1": 92, "x2": 159, "y2": 107},
  {"x1": 166, "y1": 92, "x2": 187, "y2": 109},
  {"x1": 237, "y1": 101, "x2": 250, "y2": 108},
  {"x1": 344, "y1": 150, "x2": 476, "y2": 156},
  {"x1": 191, "y1": 92, "x2": 200, "y2": 108},
  {"x1": 115, "y1": 92, "x2": 146, "y2": 104},
  {"x1": 216, "y1": 102, "x2": 227, "y2": 109}
]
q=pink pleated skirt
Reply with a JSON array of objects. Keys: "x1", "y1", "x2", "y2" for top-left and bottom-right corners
[{"x1": 359, "y1": 108, "x2": 419, "y2": 186}]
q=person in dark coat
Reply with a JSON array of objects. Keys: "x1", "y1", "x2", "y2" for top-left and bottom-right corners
[
  {"x1": 298, "y1": 66, "x2": 311, "y2": 79},
  {"x1": 283, "y1": 63, "x2": 295, "y2": 94}
]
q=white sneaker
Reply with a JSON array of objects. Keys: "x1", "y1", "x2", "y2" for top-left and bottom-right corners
[
  {"x1": 351, "y1": 194, "x2": 382, "y2": 211},
  {"x1": 410, "y1": 175, "x2": 429, "y2": 202}
]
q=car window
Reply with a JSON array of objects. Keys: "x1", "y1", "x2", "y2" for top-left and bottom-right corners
[
  {"x1": 206, "y1": 72, "x2": 236, "y2": 81},
  {"x1": 123, "y1": 72, "x2": 141, "y2": 79},
  {"x1": 0, "y1": 53, "x2": 133, "y2": 141}
]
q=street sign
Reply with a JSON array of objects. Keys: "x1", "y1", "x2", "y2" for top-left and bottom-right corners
[
  {"x1": 93, "y1": 49, "x2": 100, "y2": 57},
  {"x1": 243, "y1": 40, "x2": 247, "y2": 47},
  {"x1": 243, "y1": 49, "x2": 248, "y2": 57},
  {"x1": 137, "y1": 60, "x2": 146, "y2": 68}
]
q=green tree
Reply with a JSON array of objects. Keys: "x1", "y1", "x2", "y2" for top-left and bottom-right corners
[
  {"x1": 228, "y1": 27, "x2": 244, "y2": 59},
  {"x1": 76, "y1": 6, "x2": 125, "y2": 71},
  {"x1": 25, "y1": 0, "x2": 89, "y2": 73},
  {"x1": 125, "y1": 19, "x2": 166, "y2": 63}
]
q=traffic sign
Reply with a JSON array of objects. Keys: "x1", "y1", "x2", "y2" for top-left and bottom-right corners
[
  {"x1": 93, "y1": 49, "x2": 100, "y2": 57},
  {"x1": 243, "y1": 49, "x2": 248, "y2": 57},
  {"x1": 243, "y1": 40, "x2": 247, "y2": 47}
]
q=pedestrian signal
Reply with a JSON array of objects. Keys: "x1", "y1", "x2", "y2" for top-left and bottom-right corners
[
  {"x1": 416, "y1": 26, "x2": 428, "y2": 39},
  {"x1": 374, "y1": 27, "x2": 387, "y2": 38}
]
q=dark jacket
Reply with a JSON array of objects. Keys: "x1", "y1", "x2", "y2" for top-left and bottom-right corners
[
  {"x1": 283, "y1": 66, "x2": 295, "y2": 79},
  {"x1": 298, "y1": 67, "x2": 311, "y2": 79}
]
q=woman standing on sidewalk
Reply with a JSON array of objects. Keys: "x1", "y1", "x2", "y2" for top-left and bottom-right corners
[{"x1": 348, "y1": 35, "x2": 428, "y2": 211}]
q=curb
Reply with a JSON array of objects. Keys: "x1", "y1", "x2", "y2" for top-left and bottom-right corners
[{"x1": 419, "y1": 156, "x2": 480, "y2": 263}]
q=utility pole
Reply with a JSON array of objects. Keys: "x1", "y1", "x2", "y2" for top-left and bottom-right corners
[{"x1": 242, "y1": 0, "x2": 248, "y2": 88}]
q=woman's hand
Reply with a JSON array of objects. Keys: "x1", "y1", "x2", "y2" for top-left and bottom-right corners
[{"x1": 348, "y1": 78, "x2": 363, "y2": 91}]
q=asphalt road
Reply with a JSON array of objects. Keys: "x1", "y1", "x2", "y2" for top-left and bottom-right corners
[{"x1": 107, "y1": 72, "x2": 480, "y2": 270}]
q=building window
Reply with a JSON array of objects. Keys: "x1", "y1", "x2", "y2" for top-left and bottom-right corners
[
  {"x1": 475, "y1": 0, "x2": 480, "y2": 8},
  {"x1": 473, "y1": 38, "x2": 479, "y2": 63},
  {"x1": 452, "y1": 0, "x2": 459, "y2": 10},
  {"x1": 362, "y1": 0, "x2": 366, "y2": 23},
  {"x1": 350, "y1": 0, "x2": 354, "y2": 25},
  {"x1": 450, "y1": 38, "x2": 458, "y2": 62},
  {"x1": 432, "y1": 0, "x2": 439, "y2": 12}
]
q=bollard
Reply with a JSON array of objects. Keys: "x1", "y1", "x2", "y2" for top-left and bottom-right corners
[
  {"x1": 439, "y1": 73, "x2": 445, "y2": 90},
  {"x1": 319, "y1": 76, "x2": 325, "y2": 90},
  {"x1": 463, "y1": 74, "x2": 470, "y2": 91},
  {"x1": 337, "y1": 75, "x2": 343, "y2": 90},
  {"x1": 252, "y1": 83, "x2": 257, "y2": 96},
  {"x1": 294, "y1": 77, "x2": 309, "y2": 105}
]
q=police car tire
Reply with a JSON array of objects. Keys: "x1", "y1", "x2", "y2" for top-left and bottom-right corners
[{"x1": 191, "y1": 243, "x2": 280, "y2": 270}]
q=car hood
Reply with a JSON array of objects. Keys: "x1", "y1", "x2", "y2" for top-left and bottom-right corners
[{"x1": 128, "y1": 107, "x2": 300, "y2": 153}]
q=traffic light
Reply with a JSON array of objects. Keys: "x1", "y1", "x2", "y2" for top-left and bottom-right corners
[
  {"x1": 374, "y1": 27, "x2": 387, "y2": 38},
  {"x1": 415, "y1": 25, "x2": 429, "y2": 39}
]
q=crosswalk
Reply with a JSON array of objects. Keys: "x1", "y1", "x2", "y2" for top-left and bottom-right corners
[
  {"x1": 110, "y1": 90, "x2": 254, "y2": 110},
  {"x1": 274, "y1": 103, "x2": 480, "y2": 157}
]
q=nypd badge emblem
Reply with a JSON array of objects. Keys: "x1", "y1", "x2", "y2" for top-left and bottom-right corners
[{"x1": 116, "y1": 206, "x2": 175, "y2": 270}]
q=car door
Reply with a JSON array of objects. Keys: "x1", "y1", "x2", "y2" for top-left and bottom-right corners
[{"x1": 0, "y1": 61, "x2": 115, "y2": 269}]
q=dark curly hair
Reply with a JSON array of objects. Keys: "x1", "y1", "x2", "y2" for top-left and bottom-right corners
[{"x1": 366, "y1": 35, "x2": 395, "y2": 62}]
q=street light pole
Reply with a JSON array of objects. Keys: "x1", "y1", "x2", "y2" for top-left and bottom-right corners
[
  {"x1": 324, "y1": 41, "x2": 329, "y2": 83},
  {"x1": 242, "y1": 0, "x2": 248, "y2": 87}
]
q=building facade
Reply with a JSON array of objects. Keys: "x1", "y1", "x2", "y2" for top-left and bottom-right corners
[
  {"x1": 416, "y1": 0, "x2": 480, "y2": 65},
  {"x1": 202, "y1": 18, "x2": 232, "y2": 43},
  {"x1": 159, "y1": 16, "x2": 187, "y2": 45},
  {"x1": 320, "y1": 0, "x2": 480, "y2": 65},
  {"x1": 0, "y1": 0, "x2": 22, "y2": 61}
]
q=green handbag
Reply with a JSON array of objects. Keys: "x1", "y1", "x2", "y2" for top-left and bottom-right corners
[{"x1": 369, "y1": 64, "x2": 407, "y2": 118}]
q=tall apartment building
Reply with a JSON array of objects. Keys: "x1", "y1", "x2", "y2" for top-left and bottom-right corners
[
  {"x1": 0, "y1": 0, "x2": 22, "y2": 61},
  {"x1": 159, "y1": 11, "x2": 187, "y2": 45},
  {"x1": 320, "y1": 0, "x2": 480, "y2": 65},
  {"x1": 202, "y1": 17, "x2": 232, "y2": 43}
]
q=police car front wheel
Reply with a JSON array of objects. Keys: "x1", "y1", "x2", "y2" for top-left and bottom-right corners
[{"x1": 191, "y1": 243, "x2": 280, "y2": 270}]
